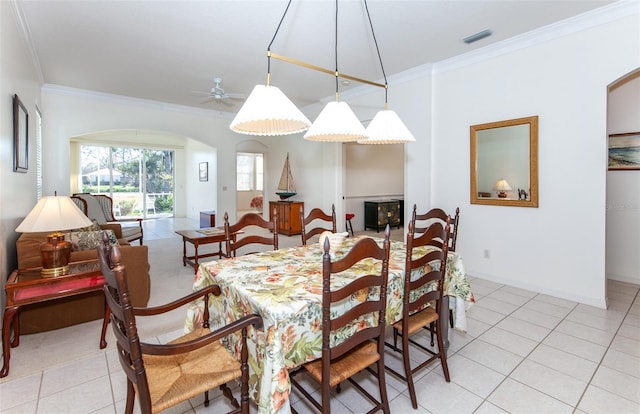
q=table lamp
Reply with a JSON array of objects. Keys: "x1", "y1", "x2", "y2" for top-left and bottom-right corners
[
  {"x1": 15, "y1": 194, "x2": 93, "y2": 277},
  {"x1": 494, "y1": 178, "x2": 512, "y2": 198}
]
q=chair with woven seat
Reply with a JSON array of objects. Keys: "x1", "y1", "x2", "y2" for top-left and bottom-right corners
[
  {"x1": 412, "y1": 205, "x2": 460, "y2": 334},
  {"x1": 290, "y1": 225, "x2": 392, "y2": 414},
  {"x1": 385, "y1": 218, "x2": 451, "y2": 409},
  {"x1": 72, "y1": 192, "x2": 143, "y2": 244},
  {"x1": 224, "y1": 211, "x2": 278, "y2": 257},
  {"x1": 300, "y1": 204, "x2": 336, "y2": 246},
  {"x1": 97, "y1": 237, "x2": 263, "y2": 414}
]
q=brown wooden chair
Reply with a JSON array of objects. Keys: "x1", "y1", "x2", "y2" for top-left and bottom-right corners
[
  {"x1": 223, "y1": 211, "x2": 278, "y2": 257},
  {"x1": 97, "y1": 236, "x2": 263, "y2": 414},
  {"x1": 411, "y1": 205, "x2": 459, "y2": 252},
  {"x1": 385, "y1": 219, "x2": 451, "y2": 409},
  {"x1": 412, "y1": 205, "x2": 460, "y2": 333},
  {"x1": 300, "y1": 204, "x2": 336, "y2": 246},
  {"x1": 290, "y1": 225, "x2": 392, "y2": 414}
]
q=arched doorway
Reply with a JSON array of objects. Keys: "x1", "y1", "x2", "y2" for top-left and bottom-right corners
[{"x1": 606, "y1": 68, "x2": 640, "y2": 287}]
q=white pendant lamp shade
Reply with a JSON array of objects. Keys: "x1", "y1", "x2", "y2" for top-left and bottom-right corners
[
  {"x1": 304, "y1": 101, "x2": 367, "y2": 142},
  {"x1": 359, "y1": 109, "x2": 416, "y2": 144},
  {"x1": 229, "y1": 85, "x2": 311, "y2": 136}
]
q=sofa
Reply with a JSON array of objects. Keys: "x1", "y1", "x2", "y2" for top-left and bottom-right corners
[{"x1": 15, "y1": 230, "x2": 151, "y2": 334}]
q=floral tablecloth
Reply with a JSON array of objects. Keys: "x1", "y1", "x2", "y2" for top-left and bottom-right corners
[{"x1": 184, "y1": 236, "x2": 474, "y2": 414}]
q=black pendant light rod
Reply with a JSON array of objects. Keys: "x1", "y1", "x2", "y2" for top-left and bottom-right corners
[
  {"x1": 264, "y1": 0, "x2": 387, "y2": 90},
  {"x1": 265, "y1": 0, "x2": 293, "y2": 86},
  {"x1": 333, "y1": 0, "x2": 339, "y2": 99},
  {"x1": 364, "y1": 0, "x2": 388, "y2": 105}
]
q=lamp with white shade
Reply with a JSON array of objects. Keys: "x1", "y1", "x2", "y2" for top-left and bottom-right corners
[
  {"x1": 15, "y1": 194, "x2": 93, "y2": 277},
  {"x1": 494, "y1": 179, "x2": 513, "y2": 198}
]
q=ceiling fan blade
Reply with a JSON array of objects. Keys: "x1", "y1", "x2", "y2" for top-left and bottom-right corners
[
  {"x1": 191, "y1": 91, "x2": 211, "y2": 97},
  {"x1": 225, "y1": 93, "x2": 246, "y2": 100},
  {"x1": 199, "y1": 96, "x2": 215, "y2": 104}
]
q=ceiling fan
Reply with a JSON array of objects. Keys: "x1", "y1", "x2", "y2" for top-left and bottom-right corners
[{"x1": 195, "y1": 77, "x2": 245, "y2": 106}]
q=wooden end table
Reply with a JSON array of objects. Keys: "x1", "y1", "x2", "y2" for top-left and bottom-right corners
[
  {"x1": 1, "y1": 261, "x2": 110, "y2": 378},
  {"x1": 175, "y1": 228, "x2": 241, "y2": 273}
]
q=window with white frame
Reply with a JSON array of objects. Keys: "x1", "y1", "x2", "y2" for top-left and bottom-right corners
[{"x1": 237, "y1": 152, "x2": 263, "y2": 191}]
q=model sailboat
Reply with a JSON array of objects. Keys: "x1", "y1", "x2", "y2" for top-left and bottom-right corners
[{"x1": 276, "y1": 153, "x2": 296, "y2": 200}]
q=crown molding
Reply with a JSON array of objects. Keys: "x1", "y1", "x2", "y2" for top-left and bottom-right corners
[
  {"x1": 42, "y1": 84, "x2": 235, "y2": 119},
  {"x1": 434, "y1": 0, "x2": 639, "y2": 74},
  {"x1": 10, "y1": 0, "x2": 44, "y2": 84}
]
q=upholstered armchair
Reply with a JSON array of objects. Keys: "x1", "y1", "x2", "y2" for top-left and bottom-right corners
[{"x1": 72, "y1": 193, "x2": 143, "y2": 244}]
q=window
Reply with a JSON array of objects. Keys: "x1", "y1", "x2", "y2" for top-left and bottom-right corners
[
  {"x1": 80, "y1": 145, "x2": 175, "y2": 218},
  {"x1": 237, "y1": 152, "x2": 263, "y2": 191}
]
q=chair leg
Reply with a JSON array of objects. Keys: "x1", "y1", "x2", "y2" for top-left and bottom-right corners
[
  {"x1": 402, "y1": 331, "x2": 418, "y2": 409},
  {"x1": 125, "y1": 381, "x2": 136, "y2": 414},
  {"x1": 435, "y1": 318, "x2": 451, "y2": 382},
  {"x1": 393, "y1": 327, "x2": 399, "y2": 350},
  {"x1": 449, "y1": 308, "x2": 454, "y2": 328},
  {"x1": 377, "y1": 356, "x2": 391, "y2": 414},
  {"x1": 220, "y1": 383, "x2": 240, "y2": 408},
  {"x1": 430, "y1": 322, "x2": 435, "y2": 347},
  {"x1": 204, "y1": 390, "x2": 209, "y2": 407},
  {"x1": 346, "y1": 218, "x2": 354, "y2": 236}
]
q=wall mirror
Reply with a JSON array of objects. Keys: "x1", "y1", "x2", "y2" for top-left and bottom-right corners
[{"x1": 470, "y1": 116, "x2": 538, "y2": 207}]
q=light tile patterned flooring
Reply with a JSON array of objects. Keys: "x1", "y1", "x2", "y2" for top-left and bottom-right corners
[{"x1": 1, "y1": 217, "x2": 639, "y2": 413}]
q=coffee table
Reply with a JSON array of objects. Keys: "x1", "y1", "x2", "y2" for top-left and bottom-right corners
[{"x1": 175, "y1": 228, "x2": 240, "y2": 273}]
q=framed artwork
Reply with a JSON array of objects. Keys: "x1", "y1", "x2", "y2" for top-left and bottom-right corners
[
  {"x1": 199, "y1": 162, "x2": 208, "y2": 181},
  {"x1": 608, "y1": 133, "x2": 640, "y2": 170},
  {"x1": 13, "y1": 94, "x2": 28, "y2": 172}
]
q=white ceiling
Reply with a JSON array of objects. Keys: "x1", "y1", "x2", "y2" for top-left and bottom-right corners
[{"x1": 17, "y1": 0, "x2": 615, "y2": 113}]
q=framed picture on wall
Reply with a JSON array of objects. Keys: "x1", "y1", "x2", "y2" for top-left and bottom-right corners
[
  {"x1": 199, "y1": 162, "x2": 208, "y2": 181},
  {"x1": 608, "y1": 133, "x2": 640, "y2": 170},
  {"x1": 13, "y1": 94, "x2": 28, "y2": 172}
]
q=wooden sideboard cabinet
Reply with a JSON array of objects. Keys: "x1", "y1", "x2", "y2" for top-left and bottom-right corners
[
  {"x1": 269, "y1": 201, "x2": 303, "y2": 236},
  {"x1": 364, "y1": 200, "x2": 401, "y2": 232}
]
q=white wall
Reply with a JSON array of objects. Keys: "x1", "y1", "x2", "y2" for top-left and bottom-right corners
[
  {"x1": 606, "y1": 71, "x2": 640, "y2": 284},
  {"x1": 429, "y1": 7, "x2": 640, "y2": 307},
  {"x1": 0, "y1": 1, "x2": 42, "y2": 304},
  {"x1": 41, "y1": 89, "x2": 227, "y2": 221}
]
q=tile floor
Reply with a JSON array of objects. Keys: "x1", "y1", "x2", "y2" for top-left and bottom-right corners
[{"x1": 1, "y1": 218, "x2": 638, "y2": 414}]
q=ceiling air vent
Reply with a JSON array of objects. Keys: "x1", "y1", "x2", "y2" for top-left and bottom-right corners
[{"x1": 463, "y1": 29, "x2": 493, "y2": 44}]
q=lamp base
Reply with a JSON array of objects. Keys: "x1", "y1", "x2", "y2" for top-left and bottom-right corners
[
  {"x1": 41, "y1": 265, "x2": 71, "y2": 277},
  {"x1": 497, "y1": 191, "x2": 508, "y2": 198},
  {"x1": 40, "y1": 233, "x2": 72, "y2": 278}
]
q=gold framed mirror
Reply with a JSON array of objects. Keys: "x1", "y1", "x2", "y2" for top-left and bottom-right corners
[{"x1": 470, "y1": 116, "x2": 538, "y2": 207}]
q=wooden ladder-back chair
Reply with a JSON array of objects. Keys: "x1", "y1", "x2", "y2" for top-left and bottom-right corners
[
  {"x1": 290, "y1": 225, "x2": 392, "y2": 414},
  {"x1": 385, "y1": 218, "x2": 451, "y2": 409},
  {"x1": 300, "y1": 204, "x2": 337, "y2": 246},
  {"x1": 97, "y1": 235, "x2": 263, "y2": 414},
  {"x1": 412, "y1": 205, "x2": 460, "y2": 334},
  {"x1": 224, "y1": 211, "x2": 278, "y2": 257}
]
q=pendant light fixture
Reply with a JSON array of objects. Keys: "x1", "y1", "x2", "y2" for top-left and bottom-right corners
[
  {"x1": 358, "y1": 0, "x2": 415, "y2": 144},
  {"x1": 229, "y1": 2, "x2": 311, "y2": 136},
  {"x1": 230, "y1": 0, "x2": 415, "y2": 144},
  {"x1": 303, "y1": 0, "x2": 367, "y2": 142}
]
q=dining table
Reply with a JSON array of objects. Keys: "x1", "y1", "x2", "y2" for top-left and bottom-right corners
[{"x1": 184, "y1": 235, "x2": 474, "y2": 414}]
